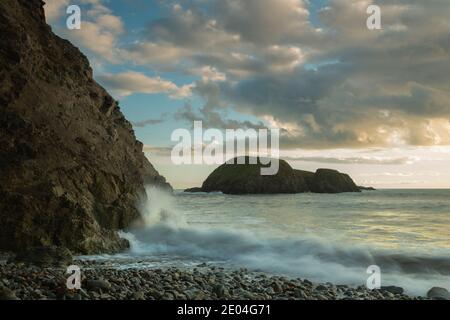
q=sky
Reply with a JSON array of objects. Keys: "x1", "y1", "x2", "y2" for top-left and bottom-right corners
[{"x1": 44, "y1": 0, "x2": 450, "y2": 189}]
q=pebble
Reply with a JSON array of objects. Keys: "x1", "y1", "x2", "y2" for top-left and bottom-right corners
[
  {"x1": 315, "y1": 285, "x2": 328, "y2": 291},
  {"x1": 86, "y1": 279, "x2": 111, "y2": 291},
  {"x1": 0, "y1": 286, "x2": 19, "y2": 300},
  {"x1": 0, "y1": 257, "x2": 437, "y2": 301},
  {"x1": 213, "y1": 284, "x2": 228, "y2": 298},
  {"x1": 131, "y1": 291, "x2": 145, "y2": 300}
]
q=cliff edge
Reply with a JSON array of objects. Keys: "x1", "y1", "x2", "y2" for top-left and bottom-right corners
[{"x1": 0, "y1": 0, "x2": 171, "y2": 254}]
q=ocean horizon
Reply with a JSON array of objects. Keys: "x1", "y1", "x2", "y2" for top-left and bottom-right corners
[{"x1": 78, "y1": 187, "x2": 450, "y2": 296}]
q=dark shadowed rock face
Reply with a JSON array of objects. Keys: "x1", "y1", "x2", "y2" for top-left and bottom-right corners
[
  {"x1": 196, "y1": 157, "x2": 360, "y2": 195},
  {"x1": 0, "y1": 0, "x2": 171, "y2": 254},
  {"x1": 301, "y1": 169, "x2": 361, "y2": 193}
]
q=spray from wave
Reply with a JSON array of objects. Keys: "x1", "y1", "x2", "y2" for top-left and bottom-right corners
[
  {"x1": 117, "y1": 186, "x2": 450, "y2": 296},
  {"x1": 138, "y1": 186, "x2": 187, "y2": 229}
]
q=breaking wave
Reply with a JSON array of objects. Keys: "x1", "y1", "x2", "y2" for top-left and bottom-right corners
[{"x1": 116, "y1": 187, "x2": 450, "y2": 296}]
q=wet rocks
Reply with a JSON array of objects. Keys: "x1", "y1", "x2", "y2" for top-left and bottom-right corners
[
  {"x1": 85, "y1": 279, "x2": 112, "y2": 292},
  {"x1": 131, "y1": 291, "x2": 145, "y2": 300},
  {"x1": 427, "y1": 287, "x2": 450, "y2": 300},
  {"x1": 381, "y1": 286, "x2": 404, "y2": 295},
  {"x1": 0, "y1": 258, "x2": 430, "y2": 300},
  {"x1": 213, "y1": 284, "x2": 229, "y2": 298},
  {"x1": 0, "y1": 286, "x2": 18, "y2": 300}
]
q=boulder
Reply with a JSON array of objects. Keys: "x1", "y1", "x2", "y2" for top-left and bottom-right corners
[
  {"x1": 13, "y1": 246, "x2": 73, "y2": 267},
  {"x1": 0, "y1": 286, "x2": 18, "y2": 300},
  {"x1": 86, "y1": 279, "x2": 112, "y2": 292},
  {"x1": 0, "y1": 0, "x2": 171, "y2": 254},
  {"x1": 380, "y1": 286, "x2": 404, "y2": 295},
  {"x1": 427, "y1": 287, "x2": 450, "y2": 300}
]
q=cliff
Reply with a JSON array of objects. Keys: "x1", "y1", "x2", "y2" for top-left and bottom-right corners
[
  {"x1": 188, "y1": 157, "x2": 361, "y2": 194},
  {"x1": 0, "y1": 0, "x2": 171, "y2": 254}
]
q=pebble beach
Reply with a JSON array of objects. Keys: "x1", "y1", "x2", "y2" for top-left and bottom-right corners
[{"x1": 0, "y1": 255, "x2": 434, "y2": 301}]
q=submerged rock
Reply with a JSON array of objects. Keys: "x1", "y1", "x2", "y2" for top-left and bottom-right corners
[
  {"x1": 0, "y1": 259, "x2": 427, "y2": 300},
  {"x1": 192, "y1": 157, "x2": 361, "y2": 194},
  {"x1": 184, "y1": 187, "x2": 203, "y2": 193},
  {"x1": 0, "y1": 0, "x2": 171, "y2": 254}
]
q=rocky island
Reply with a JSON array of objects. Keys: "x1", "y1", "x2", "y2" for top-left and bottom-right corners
[{"x1": 186, "y1": 157, "x2": 364, "y2": 194}]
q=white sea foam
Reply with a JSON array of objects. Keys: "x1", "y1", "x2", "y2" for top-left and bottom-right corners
[{"x1": 113, "y1": 187, "x2": 450, "y2": 296}]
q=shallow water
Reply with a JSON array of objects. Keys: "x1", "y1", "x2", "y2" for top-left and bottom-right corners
[{"x1": 81, "y1": 188, "x2": 450, "y2": 296}]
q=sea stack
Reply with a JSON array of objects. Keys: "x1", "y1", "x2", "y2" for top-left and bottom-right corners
[{"x1": 188, "y1": 157, "x2": 361, "y2": 195}]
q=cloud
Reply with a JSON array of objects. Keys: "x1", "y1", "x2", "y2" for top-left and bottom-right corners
[
  {"x1": 189, "y1": 66, "x2": 227, "y2": 82},
  {"x1": 143, "y1": 145, "x2": 173, "y2": 156},
  {"x1": 121, "y1": 42, "x2": 188, "y2": 66},
  {"x1": 97, "y1": 72, "x2": 193, "y2": 99},
  {"x1": 131, "y1": 118, "x2": 165, "y2": 128},
  {"x1": 174, "y1": 103, "x2": 267, "y2": 131},
  {"x1": 44, "y1": 0, "x2": 70, "y2": 22},
  {"x1": 46, "y1": 0, "x2": 450, "y2": 149},
  {"x1": 193, "y1": 45, "x2": 305, "y2": 79},
  {"x1": 70, "y1": 20, "x2": 123, "y2": 62},
  {"x1": 45, "y1": 0, "x2": 125, "y2": 63},
  {"x1": 213, "y1": 0, "x2": 313, "y2": 45},
  {"x1": 283, "y1": 156, "x2": 414, "y2": 165}
]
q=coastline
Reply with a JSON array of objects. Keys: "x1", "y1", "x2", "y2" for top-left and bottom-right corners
[{"x1": 0, "y1": 256, "x2": 426, "y2": 300}]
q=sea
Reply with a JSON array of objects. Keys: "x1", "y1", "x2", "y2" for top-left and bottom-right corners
[{"x1": 80, "y1": 187, "x2": 450, "y2": 296}]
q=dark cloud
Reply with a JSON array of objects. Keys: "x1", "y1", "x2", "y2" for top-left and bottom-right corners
[
  {"x1": 52, "y1": 0, "x2": 450, "y2": 149},
  {"x1": 184, "y1": 0, "x2": 450, "y2": 148}
]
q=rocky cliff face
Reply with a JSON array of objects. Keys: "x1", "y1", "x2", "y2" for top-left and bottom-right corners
[
  {"x1": 0, "y1": 0, "x2": 171, "y2": 254},
  {"x1": 192, "y1": 157, "x2": 361, "y2": 194}
]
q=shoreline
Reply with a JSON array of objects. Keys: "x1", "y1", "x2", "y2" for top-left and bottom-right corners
[{"x1": 0, "y1": 256, "x2": 426, "y2": 300}]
